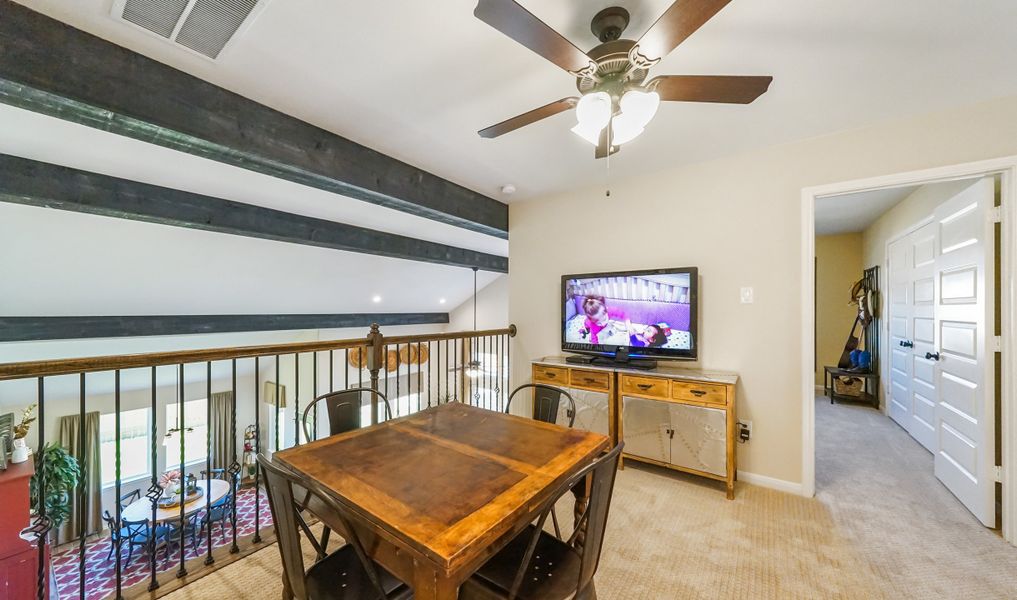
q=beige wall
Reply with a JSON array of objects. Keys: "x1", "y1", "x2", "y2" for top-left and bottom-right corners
[
  {"x1": 815, "y1": 234, "x2": 863, "y2": 385},
  {"x1": 508, "y1": 95, "x2": 1017, "y2": 486}
]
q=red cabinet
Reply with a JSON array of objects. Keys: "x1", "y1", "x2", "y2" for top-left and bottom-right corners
[{"x1": 0, "y1": 459, "x2": 42, "y2": 600}]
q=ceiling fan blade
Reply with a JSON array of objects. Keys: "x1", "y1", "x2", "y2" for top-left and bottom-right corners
[
  {"x1": 634, "y1": 0, "x2": 734, "y2": 63},
  {"x1": 478, "y1": 97, "x2": 578, "y2": 138},
  {"x1": 474, "y1": 0, "x2": 595, "y2": 75},
  {"x1": 648, "y1": 75, "x2": 772, "y2": 104}
]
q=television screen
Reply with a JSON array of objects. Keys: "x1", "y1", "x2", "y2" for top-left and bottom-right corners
[{"x1": 561, "y1": 267, "x2": 698, "y2": 360}]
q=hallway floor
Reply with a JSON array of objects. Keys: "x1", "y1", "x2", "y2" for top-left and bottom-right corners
[{"x1": 815, "y1": 395, "x2": 1016, "y2": 598}]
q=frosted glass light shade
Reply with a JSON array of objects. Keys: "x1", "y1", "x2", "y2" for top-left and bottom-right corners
[
  {"x1": 571, "y1": 91, "x2": 612, "y2": 145},
  {"x1": 611, "y1": 90, "x2": 660, "y2": 145}
]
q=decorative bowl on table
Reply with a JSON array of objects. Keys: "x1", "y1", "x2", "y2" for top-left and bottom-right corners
[{"x1": 157, "y1": 486, "x2": 204, "y2": 509}]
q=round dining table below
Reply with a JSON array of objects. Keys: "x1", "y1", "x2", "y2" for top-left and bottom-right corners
[{"x1": 120, "y1": 479, "x2": 231, "y2": 523}]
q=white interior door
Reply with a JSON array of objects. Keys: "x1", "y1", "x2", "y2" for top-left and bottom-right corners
[
  {"x1": 908, "y1": 223, "x2": 939, "y2": 452},
  {"x1": 933, "y1": 177, "x2": 996, "y2": 526},
  {"x1": 887, "y1": 236, "x2": 913, "y2": 429}
]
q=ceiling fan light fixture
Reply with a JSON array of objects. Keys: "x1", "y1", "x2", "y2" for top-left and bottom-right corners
[
  {"x1": 611, "y1": 89, "x2": 660, "y2": 145},
  {"x1": 571, "y1": 91, "x2": 612, "y2": 145}
]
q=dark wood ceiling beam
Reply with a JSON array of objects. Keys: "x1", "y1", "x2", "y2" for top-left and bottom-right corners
[
  {"x1": 0, "y1": 314, "x2": 449, "y2": 342},
  {"x1": 0, "y1": 154, "x2": 508, "y2": 273},
  {"x1": 0, "y1": 1, "x2": 508, "y2": 238}
]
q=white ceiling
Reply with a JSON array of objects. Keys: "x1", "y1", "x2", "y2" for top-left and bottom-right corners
[
  {"x1": 814, "y1": 185, "x2": 919, "y2": 235},
  {"x1": 12, "y1": 0, "x2": 1017, "y2": 202}
]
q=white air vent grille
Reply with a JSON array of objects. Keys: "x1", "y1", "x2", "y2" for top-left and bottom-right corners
[
  {"x1": 122, "y1": 0, "x2": 189, "y2": 38},
  {"x1": 114, "y1": 0, "x2": 263, "y2": 60}
]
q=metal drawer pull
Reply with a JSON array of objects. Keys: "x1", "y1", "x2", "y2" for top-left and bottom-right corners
[
  {"x1": 636, "y1": 383, "x2": 653, "y2": 390},
  {"x1": 545, "y1": 371, "x2": 557, "y2": 378},
  {"x1": 583, "y1": 378, "x2": 596, "y2": 384},
  {"x1": 690, "y1": 390, "x2": 707, "y2": 397}
]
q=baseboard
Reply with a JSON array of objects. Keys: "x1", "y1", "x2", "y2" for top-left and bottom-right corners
[
  {"x1": 737, "y1": 470, "x2": 805, "y2": 496},
  {"x1": 814, "y1": 384, "x2": 825, "y2": 395}
]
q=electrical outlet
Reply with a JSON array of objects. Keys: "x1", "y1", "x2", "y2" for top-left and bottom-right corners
[
  {"x1": 737, "y1": 420, "x2": 752, "y2": 443},
  {"x1": 740, "y1": 287, "x2": 754, "y2": 304}
]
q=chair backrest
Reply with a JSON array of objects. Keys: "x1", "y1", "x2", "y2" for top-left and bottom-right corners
[
  {"x1": 119, "y1": 489, "x2": 140, "y2": 509},
  {"x1": 257, "y1": 453, "x2": 390, "y2": 600},
  {"x1": 506, "y1": 384, "x2": 576, "y2": 427},
  {"x1": 301, "y1": 388, "x2": 393, "y2": 442},
  {"x1": 507, "y1": 442, "x2": 623, "y2": 600}
]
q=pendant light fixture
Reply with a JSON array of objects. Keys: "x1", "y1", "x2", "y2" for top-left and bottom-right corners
[{"x1": 163, "y1": 366, "x2": 193, "y2": 446}]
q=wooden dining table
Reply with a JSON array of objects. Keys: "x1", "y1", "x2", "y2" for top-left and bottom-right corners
[{"x1": 273, "y1": 402, "x2": 610, "y2": 599}]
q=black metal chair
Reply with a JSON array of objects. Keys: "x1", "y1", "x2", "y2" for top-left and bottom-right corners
[
  {"x1": 257, "y1": 453, "x2": 412, "y2": 600},
  {"x1": 505, "y1": 384, "x2": 576, "y2": 428},
  {"x1": 101, "y1": 510, "x2": 157, "y2": 566},
  {"x1": 158, "y1": 512, "x2": 201, "y2": 562},
  {"x1": 301, "y1": 387, "x2": 394, "y2": 443},
  {"x1": 119, "y1": 489, "x2": 141, "y2": 510},
  {"x1": 460, "y1": 443, "x2": 623, "y2": 600},
  {"x1": 199, "y1": 468, "x2": 238, "y2": 539},
  {"x1": 298, "y1": 388, "x2": 394, "y2": 555}
]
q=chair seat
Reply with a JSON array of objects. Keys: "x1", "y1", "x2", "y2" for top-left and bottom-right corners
[
  {"x1": 460, "y1": 525, "x2": 583, "y2": 600},
  {"x1": 305, "y1": 545, "x2": 412, "y2": 600}
]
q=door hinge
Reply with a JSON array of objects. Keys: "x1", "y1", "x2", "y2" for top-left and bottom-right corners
[
  {"x1": 994, "y1": 465, "x2": 1003, "y2": 484},
  {"x1": 991, "y1": 206, "x2": 1002, "y2": 224},
  {"x1": 994, "y1": 336, "x2": 1002, "y2": 352}
]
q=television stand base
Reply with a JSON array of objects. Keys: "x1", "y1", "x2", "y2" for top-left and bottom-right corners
[{"x1": 566, "y1": 353, "x2": 658, "y2": 371}]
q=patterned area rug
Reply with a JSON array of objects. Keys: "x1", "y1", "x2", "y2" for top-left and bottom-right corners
[{"x1": 51, "y1": 486, "x2": 273, "y2": 600}]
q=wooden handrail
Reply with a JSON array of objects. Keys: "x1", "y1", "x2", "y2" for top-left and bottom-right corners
[{"x1": 0, "y1": 325, "x2": 516, "y2": 381}]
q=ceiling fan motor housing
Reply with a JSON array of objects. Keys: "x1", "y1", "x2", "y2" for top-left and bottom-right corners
[
  {"x1": 591, "y1": 6, "x2": 630, "y2": 42},
  {"x1": 576, "y1": 39, "x2": 649, "y2": 96}
]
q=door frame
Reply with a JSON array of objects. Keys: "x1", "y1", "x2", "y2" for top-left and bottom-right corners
[{"x1": 800, "y1": 156, "x2": 1017, "y2": 544}]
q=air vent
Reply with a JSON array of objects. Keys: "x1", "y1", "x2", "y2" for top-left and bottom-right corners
[{"x1": 113, "y1": 0, "x2": 263, "y2": 60}]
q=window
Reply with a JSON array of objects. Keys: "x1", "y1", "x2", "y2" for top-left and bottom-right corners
[
  {"x1": 100, "y1": 408, "x2": 151, "y2": 487},
  {"x1": 165, "y1": 398, "x2": 208, "y2": 466}
]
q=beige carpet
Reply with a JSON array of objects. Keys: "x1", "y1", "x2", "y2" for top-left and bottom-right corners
[{"x1": 164, "y1": 398, "x2": 1017, "y2": 599}]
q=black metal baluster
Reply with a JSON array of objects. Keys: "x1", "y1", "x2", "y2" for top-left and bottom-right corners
[
  {"x1": 494, "y1": 335, "x2": 501, "y2": 411},
  {"x1": 274, "y1": 357, "x2": 280, "y2": 452},
  {"x1": 311, "y1": 352, "x2": 317, "y2": 443},
  {"x1": 427, "y1": 342, "x2": 432, "y2": 408},
  {"x1": 395, "y1": 344, "x2": 401, "y2": 417},
  {"x1": 177, "y1": 363, "x2": 187, "y2": 578},
  {"x1": 454, "y1": 338, "x2": 459, "y2": 403},
  {"x1": 34, "y1": 377, "x2": 48, "y2": 600},
  {"x1": 204, "y1": 361, "x2": 214, "y2": 566},
  {"x1": 436, "y1": 340, "x2": 441, "y2": 404},
  {"x1": 507, "y1": 332, "x2": 512, "y2": 411},
  {"x1": 114, "y1": 369, "x2": 124, "y2": 599},
  {"x1": 293, "y1": 353, "x2": 299, "y2": 446},
  {"x1": 358, "y1": 345, "x2": 363, "y2": 389},
  {"x1": 147, "y1": 367, "x2": 159, "y2": 591},
  {"x1": 78, "y1": 372, "x2": 86, "y2": 600},
  {"x1": 483, "y1": 336, "x2": 489, "y2": 408},
  {"x1": 384, "y1": 345, "x2": 390, "y2": 420},
  {"x1": 417, "y1": 344, "x2": 422, "y2": 412},
  {"x1": 345, "y1": 348, "x2": 350, "y2": 389},
  {"x1": 229, "y1": 359, "x2": 239, "y2": 554},
  {"x1": 253, "y1": 357, "x2": 262, "y2": 544}
]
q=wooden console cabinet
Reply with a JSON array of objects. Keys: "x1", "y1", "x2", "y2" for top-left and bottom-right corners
[
  {"x1": 532, "y1": 357, "x2": 739, "y2": 499},
  {"x1": 0, "y1": 459, "x2": 41, "y2": 600}
]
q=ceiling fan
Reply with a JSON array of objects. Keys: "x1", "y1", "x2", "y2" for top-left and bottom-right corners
[{"x1": 474, "y1": 0, "x2": 773, "y2": 158}]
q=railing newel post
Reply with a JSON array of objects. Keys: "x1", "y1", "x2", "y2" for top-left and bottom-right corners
[{"x1": 367, "y1": 323, "x2": 383, "y2": 425}]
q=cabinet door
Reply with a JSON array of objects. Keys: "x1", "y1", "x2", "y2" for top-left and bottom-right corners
[
  {"x1": 669, "y1": 403, "x2": 727, "y2": 477},
  {"x1": 561, "y1": 388, "x2": 610, "y2": 436},
  {"x1": 621, "y1": 396, "x2": 670, "y2": 463}
]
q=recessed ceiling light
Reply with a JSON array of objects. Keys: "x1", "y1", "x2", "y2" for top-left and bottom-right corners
[
  {"x1": 500, "y1": 184, "x2": 516, "y2": 195},
  {"x1": 371, "y1": 295, "x2": 382, "y2": 303},
  {"x1": 439, "y1": 298, "x2": 447, "y2": 304}
]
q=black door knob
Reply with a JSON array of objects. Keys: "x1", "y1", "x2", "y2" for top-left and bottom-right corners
[
  {"x1": 900, "y1": 340, "x2": 914, "y2": 348},
  {"x1": 925, "y1": 351, "x2": 940, "y2": 361}
]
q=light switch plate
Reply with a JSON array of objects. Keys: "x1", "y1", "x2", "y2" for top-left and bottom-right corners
[{"x1": 740, "y1": 287, "x2": 754, "y2": 304}]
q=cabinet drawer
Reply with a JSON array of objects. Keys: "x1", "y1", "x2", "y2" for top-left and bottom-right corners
[
  {"x1": 570, "y1": 369, "x2": 610, "y2": 390},
  {"x1": 619, "y1": 375, "x2": 669, "y2": 399},
  {"x1": 532, "y1": 365, "x2": 568, "y2": 385},
  {"x1": 671, "y1": 381, "x2": 728, "y2": 406}
]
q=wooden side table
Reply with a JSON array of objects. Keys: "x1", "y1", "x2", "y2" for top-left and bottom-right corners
[{"x1": 823, "y1": 366, "x2": 879, "y2": 409}]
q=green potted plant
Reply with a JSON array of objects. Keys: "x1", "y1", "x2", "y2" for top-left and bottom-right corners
[
  {"x1": 11, "y1": 404, "x2": 36, "y2": 464},
  {"x1": 30, "y1": 443, "x2": 80, "y2": 529}
]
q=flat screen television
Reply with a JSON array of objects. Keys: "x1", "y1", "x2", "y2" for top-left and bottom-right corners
[{"x1": 562, "y1": 267, "x2": 698, "y2": 363}]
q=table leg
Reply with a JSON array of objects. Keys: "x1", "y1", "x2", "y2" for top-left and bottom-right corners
[
  {"x1": 412, "y1": 562, "x2": 459, "y2": 600},
  {"x1": 571, "y1": 475, "x2": 591, "y2": 551}
]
